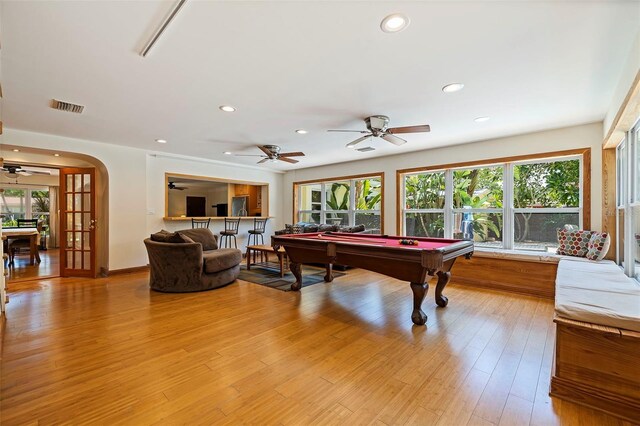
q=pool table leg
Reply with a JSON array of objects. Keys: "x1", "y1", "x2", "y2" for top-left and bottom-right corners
[
  {"x1": 410, "y1": 282, "x2": 428, "y2": 326},
  {"x1": 290, "y1": 262, "x2": 303, "y2": 291},
  {"x1": 324, "y1": 264, "x2": 334, "y2": 282},
  {"x1": 435, "y1": 271, "x2": 451, "y2": 307}
]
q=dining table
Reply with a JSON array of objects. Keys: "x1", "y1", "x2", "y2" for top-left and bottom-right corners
[{"x1": 1, "y1": 227, "x2": 41, "y2": 265}]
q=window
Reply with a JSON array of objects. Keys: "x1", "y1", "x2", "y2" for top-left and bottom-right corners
[
  {"x1": 617, "y1": 118, "x2": 640, "y2": 278},
  {"x1": 1, "y1": 187, "x2": 50, "y2": 228},
  {"x1": 453, "y1": 166, "x2": 503, "y2": 248},
  {"x1": 403, "y1": 171, "x2": 445, "y2": 237},
  {"x1": 296, "y1": 174, "x2": 383, "y2": 232},
  {"x1": 400, "y1": 150, "x2": 588, "y2": 253}
]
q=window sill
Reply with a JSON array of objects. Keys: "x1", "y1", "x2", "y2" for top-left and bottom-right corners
[{"x1": 473, "y1": 247, "x2": 562, "y2": 264}]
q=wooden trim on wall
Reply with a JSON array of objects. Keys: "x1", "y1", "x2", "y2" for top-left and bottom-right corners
[
  {"x1": 108, "y1": 265, "x2": 150, "y2": 276},
  {"x1": 396, "y1": 148, "x2": 591, "y2": 175},
  {"x1": 396, "y1": 148, "x2": 592, "y2": 235},
  {"x1": 602, "y1": 147, "x2": 617, "y2": 260},
  {"x1": 603, "y1": 69, "x2": 640, "y2": 149},
  {"x1": 292, "y1": 172, "x2": 385, "y2": 233}
]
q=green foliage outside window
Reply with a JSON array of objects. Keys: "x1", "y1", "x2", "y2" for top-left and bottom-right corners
[{"x1": 404, "y1": 159, "x2": 580, "y2": 242}]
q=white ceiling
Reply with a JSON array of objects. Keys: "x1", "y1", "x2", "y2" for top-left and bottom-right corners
[{"x1": 2, "y1": 1, "x2": 639, "y2": 170}]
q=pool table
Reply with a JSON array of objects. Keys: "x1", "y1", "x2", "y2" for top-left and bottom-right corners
[{"x1": 271, "y1": 232, "x2": 474, "y2": 325}]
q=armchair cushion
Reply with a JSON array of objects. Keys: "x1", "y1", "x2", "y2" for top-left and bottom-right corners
[
  {"x1": 178, "y1": 228, "x2": 219, "y2": 250},
  {"x1": 203, "y1": 248, "x2": 242, "y2": 274},
  {"x1": 150, "y1": 230, "x2": 189, "y2": 244}
]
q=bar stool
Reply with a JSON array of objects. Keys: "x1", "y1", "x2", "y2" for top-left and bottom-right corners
[
  {"x1": 192, "y1": 218, "x2": 211, "y2": 229},
  {"x1": 219, "y1": 217, "x2": 241, "y2": 248},
  {"x1": 247, "y1": 218, "x2": 268, "y2": 246}
]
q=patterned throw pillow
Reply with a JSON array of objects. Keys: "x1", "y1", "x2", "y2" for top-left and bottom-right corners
[
  {"x1": 556, "y1": 229, "x2": 594, "y2": 257},
  {"x1": 291, "y1": 225, "x2": 304, "y2": 234},
  {"x1": 586, "y1": 232, "x2": 611, "y2": 261},
  {"x1": 284, "y1": 224, "x2": 293, "y2": 234}
]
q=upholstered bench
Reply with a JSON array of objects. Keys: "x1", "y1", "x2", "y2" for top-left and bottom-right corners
[{"x1": 551, "y1": 257, "x2": 640, "y2": 423}]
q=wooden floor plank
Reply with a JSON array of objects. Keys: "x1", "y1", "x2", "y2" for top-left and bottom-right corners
[{"x1": 0, "y1": 268, "x2": 630, "y2": 425}]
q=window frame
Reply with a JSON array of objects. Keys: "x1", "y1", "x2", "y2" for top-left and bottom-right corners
[
  {"x1": 294, "y1": 172, "x2": 384, "y2": 232},
  {"x1": 616, "y1": 116, "x2": 640, "y2": 278},
  {"x1": 397, "y1": 148, "x2": 590, "y2": 253}
]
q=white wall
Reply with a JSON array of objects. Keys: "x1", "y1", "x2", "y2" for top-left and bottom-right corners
[
  {"x1": 284, "y1": 122, "x2": 604, "y2": 234},
  {"x1": 3, "y1": 128, "x2": 285, "y2": 270},
  {"x1": 604, "y1": 29, "x2": 640, "y2": 138}
]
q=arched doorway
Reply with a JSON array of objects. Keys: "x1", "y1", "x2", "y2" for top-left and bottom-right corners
[{"x1": 1, "y1": 145, "x2": 109, "y2": 281}]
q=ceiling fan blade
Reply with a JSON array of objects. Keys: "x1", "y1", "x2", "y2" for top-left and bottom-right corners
[
  {"x1": 327, "y1": 129, "x2": 369, "y2": 133},
  {"x1": 176, "y1": 187, "x2": 187, "y2": 190},
  {"x1": 381, "y1": 133, "x2": 407, "y2": 146},
  {"x1": 387, "y1": 125, "x2": 431, "y2": 134},
  {"x1": 22, "y1": 170, "x2": 51, "y2": 175},
  {"x1": 17, "y1": 171, "x2": 33, "y2": 176},
  {"x1": 279, "y1": 152, "x2": 305, "y2": 157},
  {"x1": 278, "y1": 157, "x2": 299, "y2": 164},
  {"x1": 258, "y1": 145, "x2": 273, "y2": 156},
  {"x1": 257, "y1": 158, "x2": 270, "y2": 164},
  {"x1": 346, "y1": 135, "x2": 372, "y2": 148}
]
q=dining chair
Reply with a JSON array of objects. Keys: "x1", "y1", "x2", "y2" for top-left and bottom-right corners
[
  {"x1": 247, "y1": 217, "x2": 268, "y2": 246},
  {"x1": 192, "y1": 218, "x2": 211, "y2": 229},
  {"x1": 17, "y1": 219, "x2": 39, "y2": 228},
  {"x1": 219, "y1": 217, "x2": 241, "y2": 248},
  {"x1": 10, "y1": 220, "x2": 41, "y2": 264}
]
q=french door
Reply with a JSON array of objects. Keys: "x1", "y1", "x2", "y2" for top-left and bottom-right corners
[{"x1": 60, "y1": 168, "x2": 96, "y2": 277}]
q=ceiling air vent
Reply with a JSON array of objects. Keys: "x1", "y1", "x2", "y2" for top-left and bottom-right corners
[
  {"x1": 51, "y1": 99, "x2": 85, "y2": 114},
  {"x1": 356, "y1": 147, "x2": 375, "y2": 152}
]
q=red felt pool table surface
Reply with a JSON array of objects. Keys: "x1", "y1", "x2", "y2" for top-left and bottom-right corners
[{"x1": 279, "y1": 232, "x2": 459, "y2": 250}]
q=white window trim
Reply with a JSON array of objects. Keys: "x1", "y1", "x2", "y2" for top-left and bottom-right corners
[
  {"x1": 616, "y1": 116, "x2": 640, "y2": 278},
  {"x1": 401, "y1": 155, "x2": 584, "y2": 252}
]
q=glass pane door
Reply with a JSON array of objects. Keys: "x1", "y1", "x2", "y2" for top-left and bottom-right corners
[{"x1": 60, "y1": 168, "x2": 96, "y2": 277}]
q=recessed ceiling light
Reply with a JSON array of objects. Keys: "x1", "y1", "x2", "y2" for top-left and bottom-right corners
[
  {"x1": 381, "y1": 13, "x2": 410, "y2": 33},
  {"x1": 474, "y1": 116, "x2": 491, "y2": 123},
  {"x1": 223, "y1": 151, "x2": 232, "y2": 155},
  {"x1": 156, "y1": 139, "x2": 167, "y2": 144},
  {"x1": 219, "y1": 105, "x2": 236, "y2": 112},
  {"x1": 442, "y1": 83, "x2": 464, "y2": 93},
  {"x1": 54, "y1": 153, "x2": 61, "y2": 157},
  {"x1": 295, "y1": 129, "x2": 308, "y2": 134},
  {"x1": 12, "y1": 149, "x2": 19, "y2": 152}
]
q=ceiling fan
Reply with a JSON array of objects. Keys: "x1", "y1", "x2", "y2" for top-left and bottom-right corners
[
  {"x1": 168, "y1": 182, "x2": 188, "y2": 191},
  {"x1": 1, "y1": 164, "x2": 51, "y2": 179},
  {"x1": 328, "y1": 115, "x2": 430, "y2": 148},
  {"x1": 232, "y1": 145, "x2": 305, "y2": 164}
]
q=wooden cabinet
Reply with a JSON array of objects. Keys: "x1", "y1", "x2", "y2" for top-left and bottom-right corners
[{"x1": 234, "y1": 184, "x2": 249, "y2": 196}]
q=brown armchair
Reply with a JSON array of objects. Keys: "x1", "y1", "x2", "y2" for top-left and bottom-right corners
[{"x1": 144, "y1": 228, "x2": 241, "y2": 292}]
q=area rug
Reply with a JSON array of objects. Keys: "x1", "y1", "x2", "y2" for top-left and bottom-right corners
[{"x1": 238, "y1": 264, "x2": 345, "y2": 291}]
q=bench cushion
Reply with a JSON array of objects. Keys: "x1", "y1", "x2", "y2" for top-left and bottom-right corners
[{"x1": 555, "y1": 258, "x2": 640, "y2": 332}]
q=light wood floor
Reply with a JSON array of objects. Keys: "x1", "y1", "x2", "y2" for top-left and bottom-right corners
[
  {"x1": 0, "y1": 269, "x2": 632, "y2": 425},
  {"x1": 6, "y1": 248, "x2": 60, "y2": 282}
]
